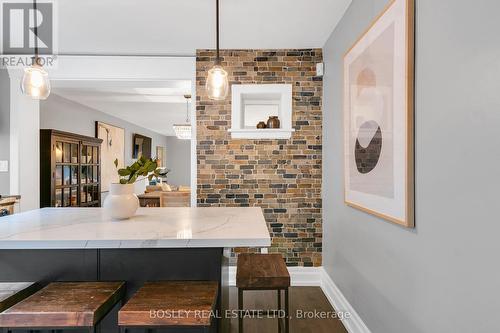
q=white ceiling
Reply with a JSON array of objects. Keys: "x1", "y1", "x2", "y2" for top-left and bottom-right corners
[
  {"x1": 50, "y1": 1, "x2": 353, "y2": 136},
  {"x1": 52, "y1": 80, "x2": 192, "y2": 136},
  {"x1": 56, "y1": 0, "x2": 352, "y2": 55}
]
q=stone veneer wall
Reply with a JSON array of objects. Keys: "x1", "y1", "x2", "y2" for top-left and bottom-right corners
[{"x1": 196, "y1": 49, "x2": 323, "y2": 267}]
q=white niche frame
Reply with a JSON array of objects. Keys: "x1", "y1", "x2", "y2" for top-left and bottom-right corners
[{"x1": 229, "y1": 84, "x2": 295, "y2": 139}]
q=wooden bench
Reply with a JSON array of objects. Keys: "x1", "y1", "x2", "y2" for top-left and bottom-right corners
[
  {"x1": 0, "y1": 281, "x2": 126, "y2": 333},
  {"x1": 0, "y1": 282, "x2": 39, "y2": 313},
  {"x1": 118, "y1": 281, "x2": 218, "y2": 332},
  {"x1": 236, "y1": 254, "x2": 291, "y2": 333}
]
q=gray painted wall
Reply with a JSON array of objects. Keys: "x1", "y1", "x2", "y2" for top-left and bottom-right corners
[
  {"x1": 0, "y1": 69, "x2": 10, "y2": 194},
  {"x1": 40, "y1": 94, "x2": 170, "y2": 195},
  {"x1": 165, "y1": 136, "x2": 190, "y2": 186},
  {"x1": 41, "y1": 94, "x2": 169, "y2": 167},
  {"x1": 323, "y1": 1, "x2": 500, "y2": 332}
]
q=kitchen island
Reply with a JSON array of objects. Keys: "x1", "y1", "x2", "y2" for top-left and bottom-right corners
[{"x1": 0, "y1": 207, "x2": 271, "y2": 333}]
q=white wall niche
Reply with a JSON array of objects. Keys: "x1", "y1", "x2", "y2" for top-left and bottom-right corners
[{"x1": 229, "y1": 84, "x2": 295, "y2": 139}]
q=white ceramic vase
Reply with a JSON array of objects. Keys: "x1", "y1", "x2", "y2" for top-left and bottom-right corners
[{"x1": 103, "y1": 183, "x2": 139, "y2": 220}]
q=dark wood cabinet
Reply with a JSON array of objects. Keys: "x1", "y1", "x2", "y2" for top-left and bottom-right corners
[{"x1": 40, "y1": 129, "x2": 103, "y2": 208}]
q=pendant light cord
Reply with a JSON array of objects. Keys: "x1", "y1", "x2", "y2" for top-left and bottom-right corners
[
  {"x1": 216, "y1": 0, "x2": 220, "y2": 64},
  {"x1": 185, "y1": 95, "x2": 191, "y2": 123},
  {"x1": 33, "y1": 0, "x2": 39, "y2": 64}
]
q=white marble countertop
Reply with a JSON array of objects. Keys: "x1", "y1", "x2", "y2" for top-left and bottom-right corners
[{"x1": 0, "y1": 207, "x2": 271, "y2": 249}]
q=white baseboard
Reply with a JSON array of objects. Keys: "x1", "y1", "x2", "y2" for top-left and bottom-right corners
[
  {"x1": 320, "y1": 268, "x2": 371, "y2": 333},
  {"x1": 228, "y1": 266, "x2": 370, "y2": 333}
]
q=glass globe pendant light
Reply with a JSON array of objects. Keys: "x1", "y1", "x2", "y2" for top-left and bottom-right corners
[
  {"x1": 206, "y1": 0, "x2": 228, "y2": 100},
  {"x1": 21, "y1": 62, "x2": 50, "y2": 100},
  {"x1": 21, "y1": 0, "x2": 51, "y2": 100}
]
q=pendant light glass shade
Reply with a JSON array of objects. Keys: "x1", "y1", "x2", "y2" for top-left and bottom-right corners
[
  {"x1": 206, "y1": 0, "x2": 228, "y2": 100},
  {"x1": 21, "y1": 63, "x2": 51, "y2": 100},
  {"x1": 22, "y1": 0, "x2": 51, "y2": 100},
  {"x1": 173, "y1": 95, "x2": 192, "y2": 140},
  {"x1": 206, "y1": 64, "x2": 228, "y2": 100}
]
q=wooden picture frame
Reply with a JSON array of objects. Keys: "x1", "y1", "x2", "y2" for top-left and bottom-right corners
[
  {"x1": 132, "y1": 134, "x2": 152, "y2": 159},
  {"x1": 343, "y1": 0, "x2": 415, "y2": 228},
  {"x1": 95, "y1": 121, "x2": 125, "y2": 192}
]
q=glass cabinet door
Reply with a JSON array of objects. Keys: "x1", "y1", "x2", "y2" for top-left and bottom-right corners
[{"x1": 52, "y1": 137, "x2": 100, "y2": 208}]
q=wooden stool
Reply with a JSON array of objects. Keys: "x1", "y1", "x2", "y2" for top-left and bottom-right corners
[
  {"x1": 0, "y1": 281, "x2": 125, "y2": 333},
  {"x1": 236, "y1": 254, "x2": 290, "y2": 333},
  {"x1": 118, "y1": 281, "x2": 218, "y2": 332},
  {"x1": 0, "y1": 282, "x2": 40, "y2": 314}
]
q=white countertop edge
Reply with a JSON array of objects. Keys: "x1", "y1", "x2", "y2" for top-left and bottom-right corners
[
  {"x1": 186, "y1": 238, "x2": 271, "y2": 248},
  {"x1": 0, "y1": 239, "x2": 271, "y2": 250},
  {"x1": 0, "y1": 207, "x2": 272, "y2": 249}
]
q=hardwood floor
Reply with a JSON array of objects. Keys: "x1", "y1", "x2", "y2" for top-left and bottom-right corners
[{"x1": 228, "y1": 287, "x2": 348, "y2": 333}]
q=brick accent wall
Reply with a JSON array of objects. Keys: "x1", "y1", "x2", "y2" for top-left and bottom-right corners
[{"x1": 196, "y1": 49, "x2": 323, "y2": 267}]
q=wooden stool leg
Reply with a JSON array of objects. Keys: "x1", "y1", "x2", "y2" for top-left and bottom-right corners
[
  {"x1": 238, "y1": 288, "x2": 244, "y2": 333},
  {"x1": 277, "y1": 289, "x2": 282, "y2": 333}
]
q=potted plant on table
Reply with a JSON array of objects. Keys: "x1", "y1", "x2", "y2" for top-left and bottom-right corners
[{"x1": 103, "y1": 156, "x2": 160, "y2": 220}]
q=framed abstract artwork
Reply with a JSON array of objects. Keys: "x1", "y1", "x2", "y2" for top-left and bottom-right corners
[
  {"x1": 343, "y1": 0, "x2": 414, "y2": 227},
  {"x1": 132, "y1": 134, "x2": 152, "y2": 159},
  {"x1": 95, "y1": 121, "x2": 125, "y2": 192}
]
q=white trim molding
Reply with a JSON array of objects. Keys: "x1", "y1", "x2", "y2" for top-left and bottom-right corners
[
  {"x1": 228, "y1": 266, "x2": 370, "y2": 333},
  {"x1": 320, "y1": 268, "x2": 371, "y2": 333}
]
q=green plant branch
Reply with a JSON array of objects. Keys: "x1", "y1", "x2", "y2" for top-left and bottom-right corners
[{"x1": 114, "y1": 156, "x2": 161, "y2": 185}]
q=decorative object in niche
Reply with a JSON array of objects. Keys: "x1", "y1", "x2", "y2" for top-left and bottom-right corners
[
  {"x1": 343, "y1": 0, "x2": 414, "y2": 228},
  {"x1": 230, "y1": 84, "x2": 294, "y2": 139},
  {"x1": 256, "y1": 122, "x2": 267, "y2": 129},
  {"x1": 267, "y1": 116, "x2": 280, "y2": 129},
  {"x1": 96, "y1": 121, "x2": 125, "y2": 193}
]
